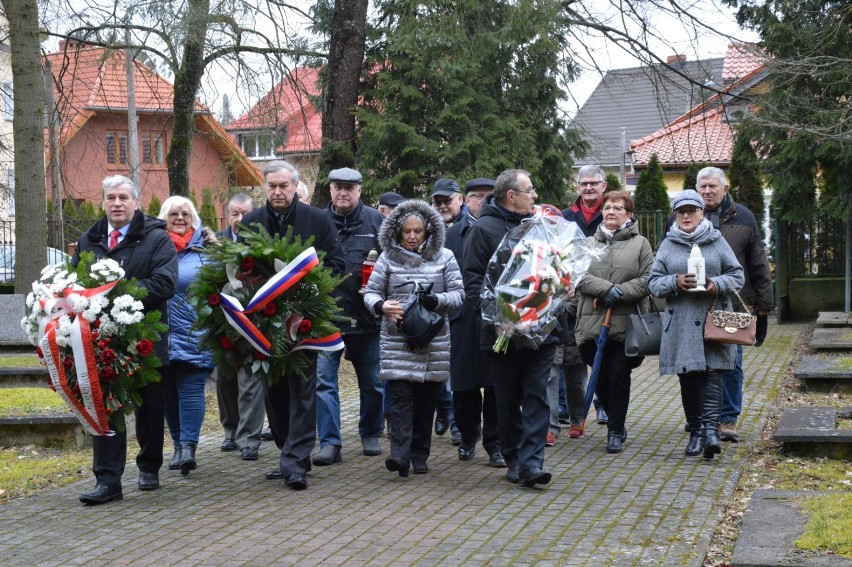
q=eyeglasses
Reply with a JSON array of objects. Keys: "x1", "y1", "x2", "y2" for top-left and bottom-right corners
[
  {"x1": 432, "y1": 198, "x2": 456, "y2": 207},
  {"x1": 602, "y1": 205, "x2": 626, "y2": 213},
  {"x1": 466, "y1": 193, "x2": 488, "y2": 200},
  {"x1": 676, "y1": 207, "x2": 701, "y2": 216},
  {"x1": 512, "y1": 187, "x2": 536, "y2": 195},
  {"x1": 578, "y1": 181, "x2": 603, "y2": 188}
]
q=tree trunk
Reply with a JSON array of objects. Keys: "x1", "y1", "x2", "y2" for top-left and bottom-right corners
[
  {"x1": 3, "y1": 0, "x2": 48, "y2": 293},
  {"x1": 313, "y1": 0, "x2": 368, "y2": 209},
  {"x1": 166, "y1": 0, "x2": 210, "y2": 197}
]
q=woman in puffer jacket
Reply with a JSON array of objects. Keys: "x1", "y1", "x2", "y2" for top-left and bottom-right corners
[
  {"x1": 158, "y1": 196, "x2": 216, "y2": 476},
  {"x1": 364, "y1": 200, "x2": 464, "y2": 477}
]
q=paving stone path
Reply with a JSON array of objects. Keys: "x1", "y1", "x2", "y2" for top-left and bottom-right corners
[{"x1": 1, "y1": 323, "x2": 805, "y2": 566}]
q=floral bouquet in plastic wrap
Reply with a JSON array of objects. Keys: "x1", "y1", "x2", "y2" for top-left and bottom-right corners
[
  {"x1": 189, "y1": 226, "x2": 346, "y2": 383},
  {"x1": 481, "y1": 214, "x2": 598, "y2": 353},
  {"x1": 20, "y1": 253, "x2": 167, "y2": 434}
]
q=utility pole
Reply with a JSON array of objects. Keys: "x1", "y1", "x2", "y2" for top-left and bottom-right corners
[
  {"x1": 125, "y1": 26, "x2": 140, "y2": 190},
  {"x1": 620, "y1": 127, "x2": 626, "y2": 188}
]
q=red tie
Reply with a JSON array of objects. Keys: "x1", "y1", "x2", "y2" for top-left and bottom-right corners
[{"x1": 109, "y1": 229, "x2": 121, "y2": 250}]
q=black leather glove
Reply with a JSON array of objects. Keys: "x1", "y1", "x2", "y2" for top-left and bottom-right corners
[
  {"x1": 602, "y1": 286, "x2": 623, "y2": 307},
  {"x1": 419, "y1": 293, "x2": 439, "y2": 311},
  {"x1": 754, "y1": 314, "x2": 768, "y2": 347}
]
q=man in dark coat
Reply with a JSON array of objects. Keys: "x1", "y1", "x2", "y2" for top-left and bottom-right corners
[
  {"x1": 314, "y1": 167, "x2": 385, "y2": 465},
  {"x1": 240, "y1": 160, "x2": 345, "y2": 490},
  {"x1": 695, "y1": 167, "x2": 772, "y2": 442},
  {"x1": 77, "y1": 175, "x2": 178, "y2": 504},
  {"x1": 561, "y1": 164, "x2": 608, "y2": 425},
  {"x1": 213, "y1": 193, "x2": 271, "y2": 460},
  {"x1": 445, "y1": 177, "x2": 505, "y2": 467},
  {"x1": 463, "y1": 169, "x2": 556, "y2": 487},
  {"x1": 431, "y1": 178, "x2": 469, "y2": 441}
]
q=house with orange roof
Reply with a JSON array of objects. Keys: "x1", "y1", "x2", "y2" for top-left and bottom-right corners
[
  {"x1": 44, "y1": 41, "x2": 262, "y2": 214},
  {"x1": 629, "y1": 44, "x2": 767, "y2": 197},
  {"x1": 226, "y1": 67, "x2": 322, "y2": 192}
]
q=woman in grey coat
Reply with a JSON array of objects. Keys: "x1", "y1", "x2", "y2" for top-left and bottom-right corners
[
  {"x1": 648, "y1": 190, "x2": 745, "y2": 460},
  {"x1": 364, "y1": 200, "x2": 464, "y2": 477}
]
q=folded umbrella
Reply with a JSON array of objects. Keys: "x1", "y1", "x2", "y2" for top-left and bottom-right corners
[{"x1": 580, "y1": 306, "x2": 613, "y2": 433}]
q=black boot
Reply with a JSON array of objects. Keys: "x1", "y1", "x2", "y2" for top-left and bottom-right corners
[
  {"x1": 680, "y1": 375, "x2": 703, "y2": 456},
  {"x1": 700, "y1": 374, "x2": 723, "y2": 460},
  {"x1": 178, "y1": 442, "x2": 197, "y2": 475},
  {"x1": 169, "y1": 447, "x2": 181, "y2": 470}
]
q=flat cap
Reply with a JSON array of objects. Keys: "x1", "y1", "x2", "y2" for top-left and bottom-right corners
[
  {"x1": 379, "y1": 192, "x2": 404, "y2": 206},
  {"x1": 328, "y1": 167, "x2": 363, "y2": 184},
  {"x1": 464, "y1": 177, "x2": 495, "y2": 192},
  {"x1": 671, "y1": 189, "x2": 704, "y2": 211},
  {"x1": 431, "y1": 178, "x2": 461, "y2": 197}
]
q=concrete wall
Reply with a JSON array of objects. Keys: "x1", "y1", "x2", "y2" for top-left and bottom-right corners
[{"x1": 787, "y1": 278, "x2": 848, "y2": 321}]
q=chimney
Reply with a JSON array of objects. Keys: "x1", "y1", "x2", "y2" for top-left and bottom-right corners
[{"x1": 667, "y1": 54, "x2": 687, "y2": 65}]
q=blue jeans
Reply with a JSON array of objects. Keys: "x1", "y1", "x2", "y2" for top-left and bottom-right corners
[
  {"x1": 720, "y1": 345, "x2": 744, "y2": 423},
  {"x1": 316, "y1": 333, "x2": 384, "y2": 446},
  {"x1": 163, "y1": 362, "x2": 208, "y2": 445}
]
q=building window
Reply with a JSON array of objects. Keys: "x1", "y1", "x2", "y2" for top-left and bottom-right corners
[
  {"x1": 106, "y1": 131, "x2": 130, "y2": 164},
  {"x1": 2, "y1": 81, "x2": 12, "y2": 121},
  {"x1": 237, "y1": 127, "x2": 287, "y2": 159},
  {"x1": 723, "y1": 104, "x2": 750, "y2": 124},
  {"x1": 142, "y1": 132, "x2": 165, "y2": 164},
  {"x1": 6, "y1": 167, "x2": 14, "y2": 217}
]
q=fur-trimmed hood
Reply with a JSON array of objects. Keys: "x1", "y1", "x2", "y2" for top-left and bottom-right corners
[{"x1": 378, "y1": 199, "x2": 446, "y2": 266}]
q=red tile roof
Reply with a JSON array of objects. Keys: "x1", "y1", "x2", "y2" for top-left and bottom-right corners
[
  {"x1": 631, "y1": 45, "x2": 767, "y2": 167},
  {"x1": 722, "y1": 43, "x2": 765, "y2": 84},
  {"x1": 630, "y1": 105, "x2": 734, "y2": 166},
  {"x1": 227, "y1": 67, "x2": 322, "y2": 154},
  {"x1": 44, "y1": 43, "x2": 261, "y2": 186}
]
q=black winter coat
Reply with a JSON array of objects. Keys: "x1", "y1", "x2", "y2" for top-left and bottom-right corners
[
  {"x1": 74, "y1": 210, "x2": 178, "y2": 364},
  {"x1": 561, "y1": 196, "x2": 602, "y2": 237},
  {"x1": 462, "y1": 196, "x2": 529, "y2": 351},
  {"x1": 240, "y1": 199, "x2": 346, "y2": 278},
  {"x1": 326, "y1": 201, "x2": 384, "y2": 334}
]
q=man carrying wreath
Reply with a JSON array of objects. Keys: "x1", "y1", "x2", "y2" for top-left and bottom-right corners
[
  {"x1": 240, "y1": 160, "x2": 345, "y2": 490},
  {"x1": 462, "y1": 169, "x2": 557, "y2": 488},
  {"x1": 77, "y1": 175, "x2": 178, "y2": 505}
]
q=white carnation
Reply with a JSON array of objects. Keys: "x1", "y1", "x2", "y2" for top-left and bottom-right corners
[{"x1": 68, "y1": 294, "x2": 90, "y2": 313}]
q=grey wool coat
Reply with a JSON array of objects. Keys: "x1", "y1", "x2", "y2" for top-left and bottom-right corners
[
  {"x1": 648, "y1": 219, "x2": 745, "y2": 376},
  {"x1": 363, "y1": 200, "x2": 465, "y2": 383}
]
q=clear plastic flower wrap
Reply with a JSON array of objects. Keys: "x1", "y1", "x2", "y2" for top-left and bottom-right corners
[{"x1": 481, "y1": 215, "x2": 599, "y2": 352}]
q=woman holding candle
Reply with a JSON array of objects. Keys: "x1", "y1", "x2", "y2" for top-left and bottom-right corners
[{"x1": 648, "y1": 190, "x2": 744, "y2": 460}]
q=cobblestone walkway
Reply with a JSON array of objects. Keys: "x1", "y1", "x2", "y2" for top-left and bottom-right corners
[{"x1": 1, "y1": 323, "x2": 805, "y2": 566}]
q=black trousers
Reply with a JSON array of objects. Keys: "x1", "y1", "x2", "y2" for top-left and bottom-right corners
[
  {"x1": 580, "y1": 340, "x2": 637, "y2": 434},
  {"x1": 92, "y1": 377, "x2": 164, "y2": 487},
  {"x1": 388, "y1": 380, "x2": 441, "y2": 467},
  {"x1": 487, "y1": 343, "x2": 555, "y2": 474},
  {"x1": 453, "y1": 386, "x2": 501, "y2": 455},
  {"x1": 263, "y1": 354, "x2": 317, "y2": 476}
]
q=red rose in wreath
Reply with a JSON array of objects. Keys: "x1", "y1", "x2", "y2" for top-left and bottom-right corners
[
  {"x1": 100, "y1": 349, "x2": 118, "y2": 365},
  {"x1": 263, "y1": 302, "x2": 278, "y2": 316},
  {"x1": 240, "y1": 257, "x2": 255, "y2": 272},
  {"x1": 219, "y1": 335, "x2": 235, "y2": 350},
  {"x1": 136, "y1": 339, "x2": 154, "y2": 357},
  {"x1": 100, "y1": 367, "x2": 118, "y2": 382},
  {"x1": 254, "y1": 351, "x2": 267, "y2": 361},
  {"x1": 208, "y1": 294, "x2": 221, "y2": 306},
  {"x1": 298, "y1": 319, "x2": 312, "y2": 333}
]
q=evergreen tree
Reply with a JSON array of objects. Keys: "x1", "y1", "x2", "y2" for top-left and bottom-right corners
[
  {"x1": 80, "y1": 201, "x2": 96, "y2": 221},
  {"x1": 683, "y1": 162, "x2": 707, "y2": 190},
  {"x1": 729, "y1": 0, "x2": 851, "y2": 220},
  {"x1": 728, "y1": 130, "x2": 765, "y2": 239},
  {"x1": 147, "y1": 194, "x2": 162, "y2": 217},
  {"x1": 199, "y1": 188, "x2": 219, "y2": 230},
  {"x1": 604, "y1": 173, "x2": 621, "y2": 192},
  {"x1": 633, "y1": 154, "x2": 669, "y2": 212},
  {"x1": 356, "y1": 0, "x2": 586, "y2": 205}
]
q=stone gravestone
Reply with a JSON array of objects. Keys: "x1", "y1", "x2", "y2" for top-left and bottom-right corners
[{"x1": 0, "y1": 294, "x2": 28, "y2": 346}]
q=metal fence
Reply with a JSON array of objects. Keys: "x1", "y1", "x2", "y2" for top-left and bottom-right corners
[{"x1": 780, "y1": 214, "x2": 847, "y2": 277}]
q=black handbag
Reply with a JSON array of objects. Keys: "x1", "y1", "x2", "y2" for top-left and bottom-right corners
[
  {"x1": 624, "y1": 297, "x2": 662, "y2": 357},
  {"x1": 396, "y1": 281, "x2": 445, "y2": 350}
]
